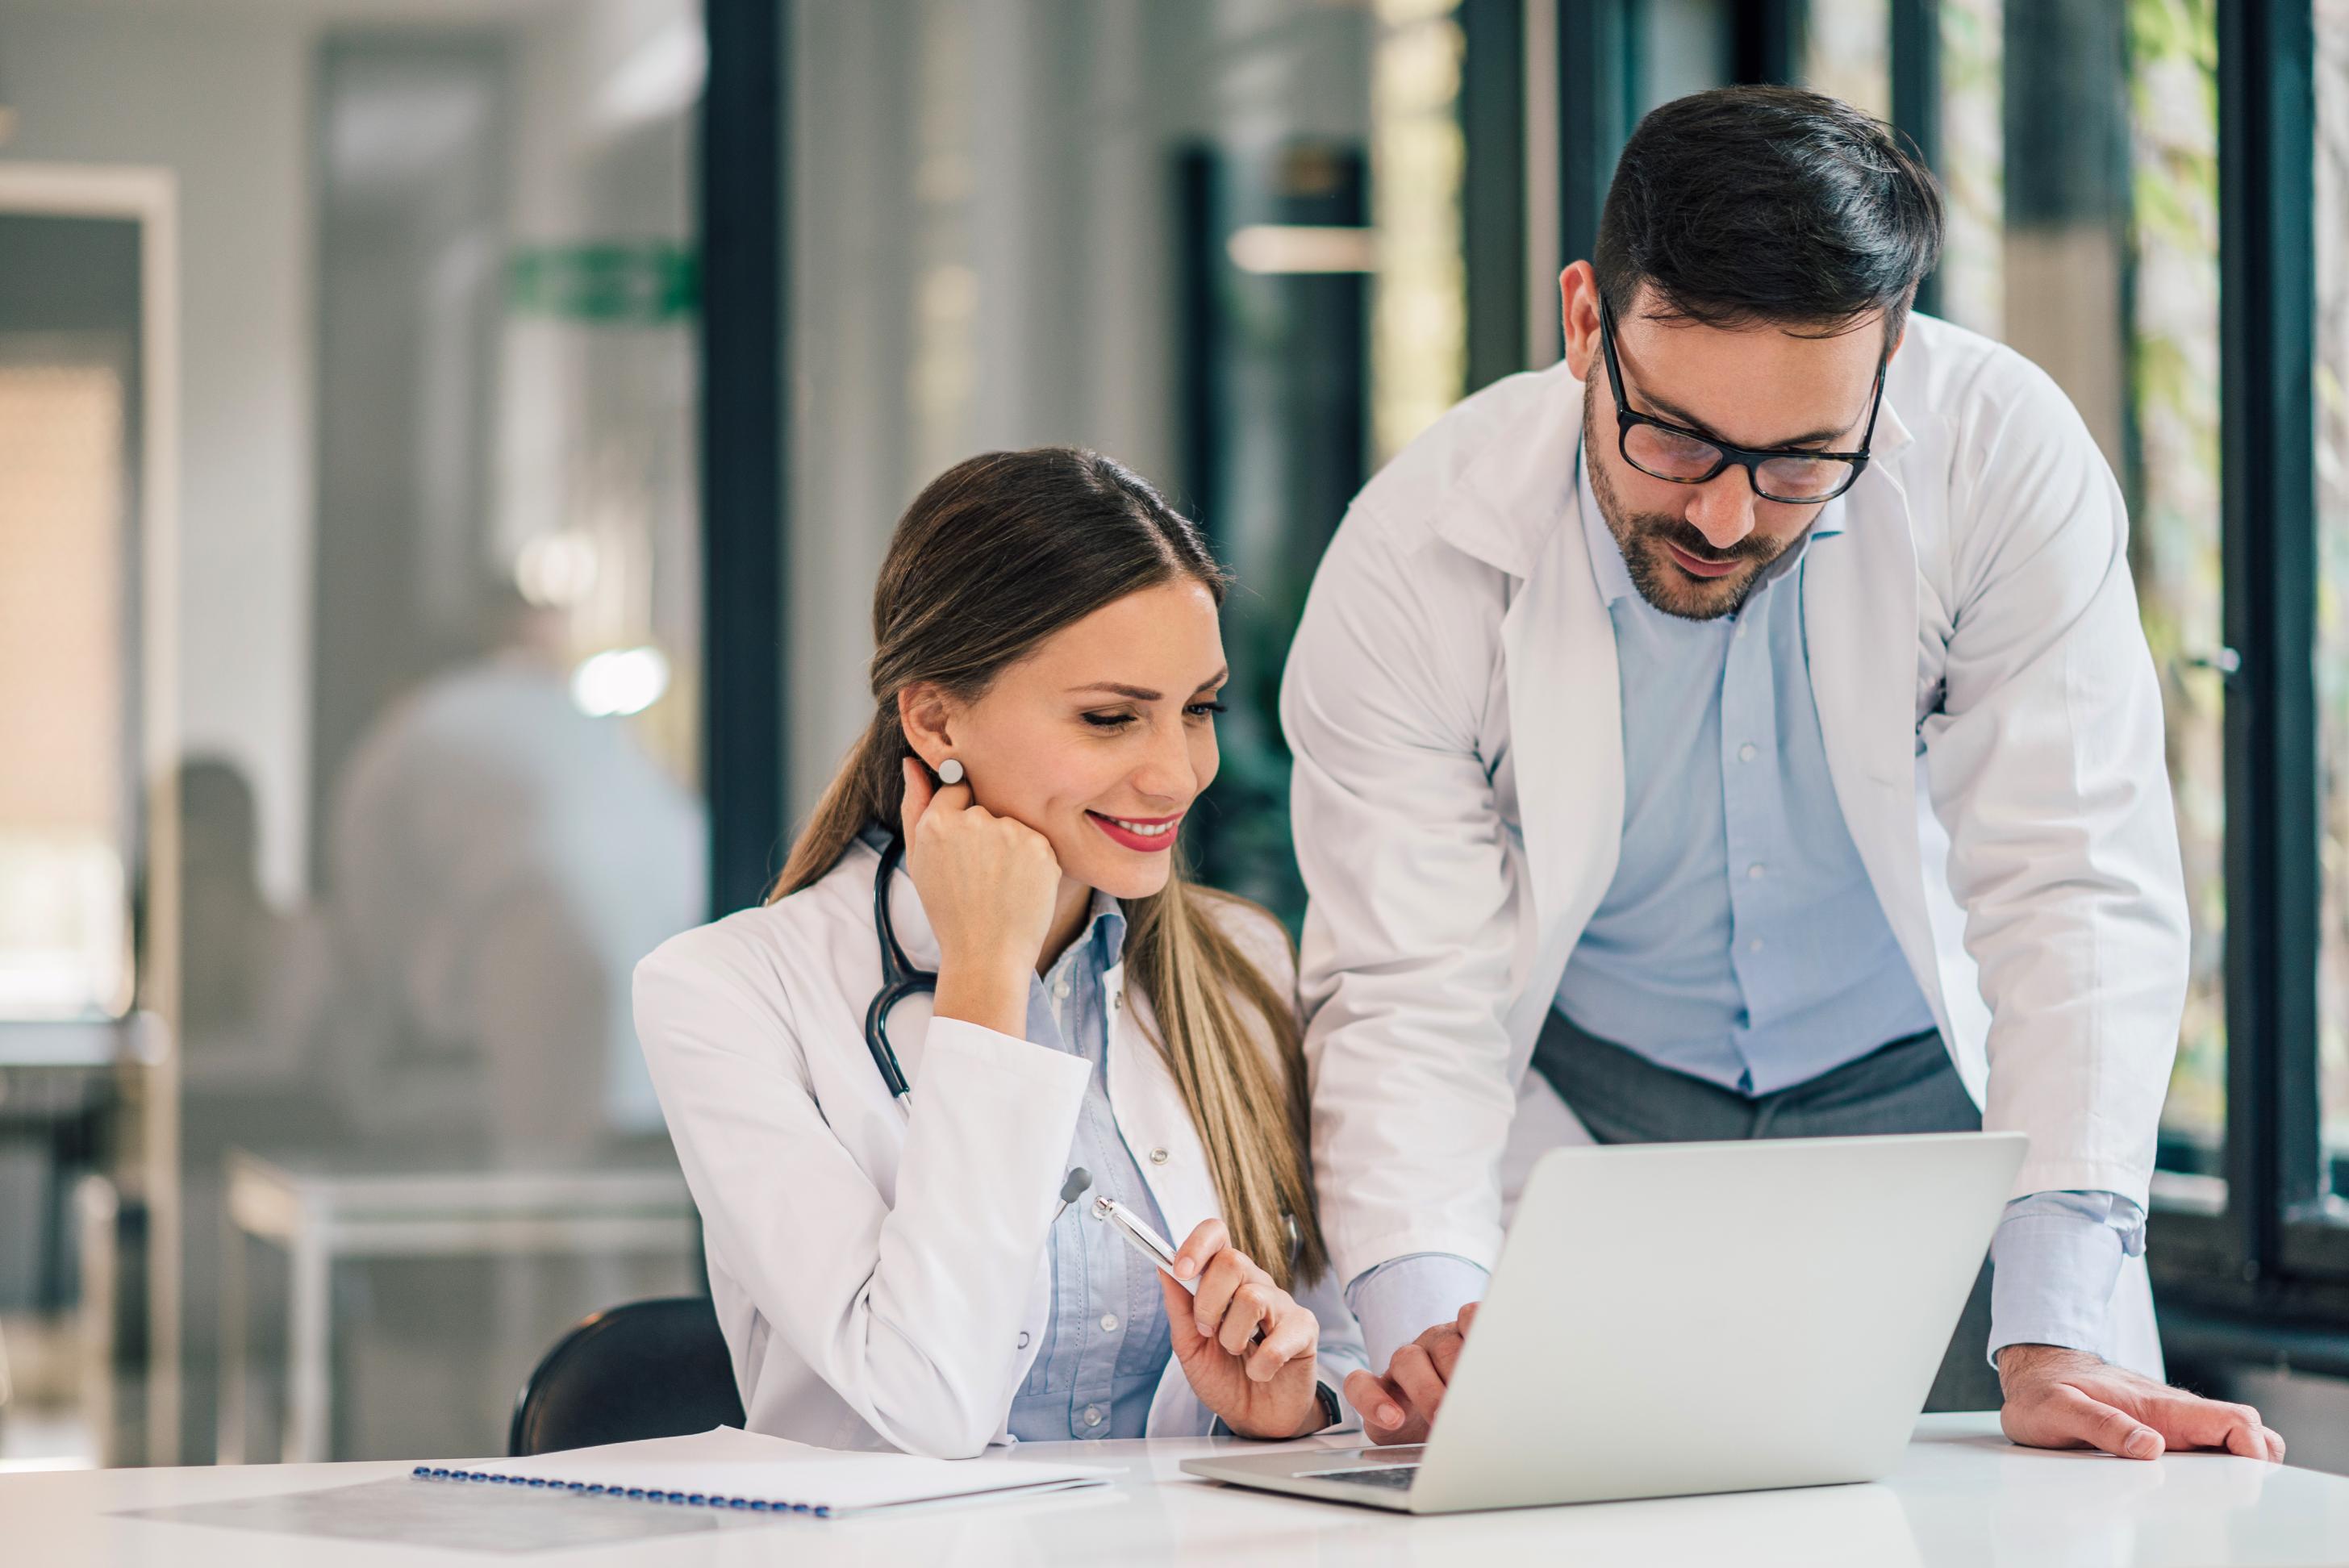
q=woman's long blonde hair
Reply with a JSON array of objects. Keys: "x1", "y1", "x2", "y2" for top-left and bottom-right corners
[{"x1": 771, "y1": 448, "x2": 1329, "y2": 1290}]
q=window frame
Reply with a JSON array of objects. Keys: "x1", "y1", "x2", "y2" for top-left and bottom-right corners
[
  {"x1": 2251, "y1": 0, "x2": 2349, "y2": 1292},
  {"x1": 700, "y1": 0, "x2": 791, "y2": 920},
  {"x1": 2162, "y1": 0, "x2": 2332, "y2": 1325}
]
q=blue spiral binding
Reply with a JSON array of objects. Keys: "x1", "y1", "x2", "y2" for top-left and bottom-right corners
[{"x1": 411, "y1": 1465, "x2": 826, "y2": 1516}]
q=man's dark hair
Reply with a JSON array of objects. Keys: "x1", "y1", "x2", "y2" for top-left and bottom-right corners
[{"x1": 1595, "y1": 85, "x2": 1944, "y2": 345}]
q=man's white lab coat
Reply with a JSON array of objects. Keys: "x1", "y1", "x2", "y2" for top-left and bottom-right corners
[{"x1": 1282, "y1": 315, "x2": 2181, "y2": 1375}]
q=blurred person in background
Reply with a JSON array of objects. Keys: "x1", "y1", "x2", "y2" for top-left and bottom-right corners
[
  {"x1": 178, "y1": 758, "x2": 335, "y2": 1106},
  {"x1": 323, "y1": 589, "x2": 703, "y2": 1157},
  {"x1": 309, "y1": 586, "x2": 704, "y2": 1457}
]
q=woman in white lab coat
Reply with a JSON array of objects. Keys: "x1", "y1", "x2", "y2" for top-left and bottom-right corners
[{"x1": 634, "y1": 448, "x2": 1366, "y2": 1458}]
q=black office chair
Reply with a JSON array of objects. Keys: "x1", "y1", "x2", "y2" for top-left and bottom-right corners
[{"x1": 509, "y1": 1296, "x2": 745, "y2": 1457}]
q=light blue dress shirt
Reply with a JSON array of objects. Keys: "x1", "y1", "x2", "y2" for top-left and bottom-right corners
[
  {"x1": 1005, "y1": 895, "x2": 1177, "y2": 1441},
  {"x1": 1344, "y1": 450, "x2": 2145, "y2": 1377},
  {"x1": 1552, "y1": 442, "x2": 1941, "y2": 1090}
]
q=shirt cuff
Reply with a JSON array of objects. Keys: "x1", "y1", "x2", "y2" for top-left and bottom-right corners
[
  {"x1": 1345, "y1": 1253, "x2": 1491, "y2": 1377},
  {"x1": 1986, "y1": 1190, "x2": 2145, "y2": 1366}
]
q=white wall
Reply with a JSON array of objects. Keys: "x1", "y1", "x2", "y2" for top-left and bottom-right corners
[{"x1": 0, "y1": 2, "x2": 316, "y2": 907}]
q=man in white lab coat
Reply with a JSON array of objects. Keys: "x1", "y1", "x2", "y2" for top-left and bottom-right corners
[{"x1": 1283, "y1": 86, "x2": 2283, "y2": 1461}]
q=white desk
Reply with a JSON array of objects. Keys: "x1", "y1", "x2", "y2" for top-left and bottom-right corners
[{"x1": 11, "y1": 1416, "x2": 2349, "y2": 1566}]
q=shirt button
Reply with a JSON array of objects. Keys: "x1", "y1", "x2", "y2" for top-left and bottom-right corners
[
  {"x1": 1149, "y1": 1147, "x2": 1170, "y2": 1165},
  {"x1": 1747, "y1": 863, "x2": 1765, "y2": 880},
  {"x1": 1052, "y1": 979, "x2": 1071, "y2": 1001},
  {"x1": 1099, "y1": 1312, "x2": 1119, "y2": 1333},
  {"x1": 1748, "y1": 936, "x2": 1766, "y2": 953},
  {"x1": 1738, "y1": 743, "x2": 1758, "y2": 763},
  {"x1": 1083, "y1": 1405, "x2": 1104, "y2": 1428}
]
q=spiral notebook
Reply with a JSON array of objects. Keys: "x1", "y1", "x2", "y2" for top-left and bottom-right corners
[{"x1": 413, "y1": 1426, "x2": 1117, "y2": 1518}]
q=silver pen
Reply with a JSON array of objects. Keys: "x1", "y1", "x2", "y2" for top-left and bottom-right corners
[{"x1": 1091, "y1": 1195, "x2": 1197, "y2": 1295}]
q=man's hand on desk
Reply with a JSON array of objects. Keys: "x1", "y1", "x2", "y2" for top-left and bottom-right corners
[
  {"x1": 1996, "y1": 1344, "x2": 2284, "y2": 1462},
  {"x1": 1341, "y1": 1303, "x2": 1478, "y2": 1444}
]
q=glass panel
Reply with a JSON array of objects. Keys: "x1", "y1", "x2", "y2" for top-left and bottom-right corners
[
  {"x1": 0, "y1": 0, "x2": 706, "y2": 1468},
  {"x1": 1637, "y1": 0, "x2": 1734, "y2": 115},
  {"x1": 1938, "y1": 0, "x2": 2225, "y2": 1182},
  {"x1": 1805, "y1": 0, "x2": 1893, "y2": 122},
  {"x1": 2122, "y1": 0, "x2": 2224, "y2": 1175},
  {"x1": 2313, "y1": 0, "x2": 2349, "y2": 1196},
  {"x1": 1936, "y1": 0, "x2": 2006, "y2": 336},
  {"x1": 1372, "y1": 0, "x2": 1468, "y2": 465}
]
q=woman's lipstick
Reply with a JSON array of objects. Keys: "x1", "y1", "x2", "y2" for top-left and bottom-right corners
[{"x1": 1087, "y1": 810, "x2": 1185, "y2": 853}]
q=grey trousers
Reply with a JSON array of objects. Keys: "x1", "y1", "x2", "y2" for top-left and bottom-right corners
[{"x1": 1530, "y1": 1008, "x2": 2004, "y2": 1413}]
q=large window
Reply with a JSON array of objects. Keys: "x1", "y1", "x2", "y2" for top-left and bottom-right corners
[
  {"x1": 2126, "y1": 0, "x2": 2228, "y2": 1175},
  {"x1": 1721, "y1": 1, "x2": 2341, "y2": 1338},
  {"x1": 1927, "y1": 0, "x2": 2227, "y2": 1175}
]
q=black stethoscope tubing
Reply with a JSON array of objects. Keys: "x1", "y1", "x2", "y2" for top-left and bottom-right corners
[
  {"x1": 863, "y1": 833, "x2": 931, "y2": 1103},
  {"x1": 860, "y1": 829, "x2": 1303, "y2": 1266}
]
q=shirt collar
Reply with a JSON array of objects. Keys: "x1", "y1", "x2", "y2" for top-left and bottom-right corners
[
  {"x1": 1079, "y1": 887, "x2": 1127, "y2": 962},
  {"x1": 1573, "y1": 437, "x2": 1847, "y2": 612},
  {"x1": 1044, "y1": 886, "x2": 1127, "y2": 988},
  {"x1": 1575, "y1": 439, "x2": 1638, "y2": 608}
]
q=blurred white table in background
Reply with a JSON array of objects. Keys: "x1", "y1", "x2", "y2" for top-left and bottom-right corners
[
  {"x1": 218, "y1": 1147, "x2": 697, "y2": 1465},
  {"x1": 13, "y1": 1416, "x2": 2349, "y2": 1566}
]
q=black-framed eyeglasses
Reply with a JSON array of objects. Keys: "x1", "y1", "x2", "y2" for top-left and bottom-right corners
[{"x1": 1595, "y1": 295, "x2": 1889, "y2": 505}]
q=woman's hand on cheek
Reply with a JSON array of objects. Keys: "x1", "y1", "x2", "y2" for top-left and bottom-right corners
[
  {"x1": 901, "y1": 758, "x2": 1062, "y2": 1036},
  {"x1": 1161, "y1": 1220, "x2": 1325, "y2": 1440}
]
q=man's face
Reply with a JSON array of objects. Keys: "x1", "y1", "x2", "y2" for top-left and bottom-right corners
[{"x1": 1566, "y1": 271, "x2": 1892, "y2": 622}]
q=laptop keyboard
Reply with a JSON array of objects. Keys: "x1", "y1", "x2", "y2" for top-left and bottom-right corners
[{"x1": 1296, "y1": 1464, "x2": 1421, "y2": 1491}]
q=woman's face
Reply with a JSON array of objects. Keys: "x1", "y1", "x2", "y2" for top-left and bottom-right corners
[{"x1": 917, "y1": 578, "x2": 1226, "y2": 901}]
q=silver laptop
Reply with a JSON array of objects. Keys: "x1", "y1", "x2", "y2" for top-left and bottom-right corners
[{"x1": 1183, "y1": 1131, "x2": 2025, "y2": 1513}]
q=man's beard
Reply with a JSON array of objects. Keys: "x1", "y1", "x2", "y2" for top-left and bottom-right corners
[{"x1": 1583, "y1": 401, "x2": 1792, "y2": 623}]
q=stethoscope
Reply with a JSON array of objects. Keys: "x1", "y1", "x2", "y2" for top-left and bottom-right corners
[
  {"x1": 864, "y1": 827, "x2": 1095, "y2": 1224},
  {"x1": 862, "y1": 832, "x2": 929, "y2": 1105},
  {"x1": 859, "y1": 811, "x2": 1302, "y2": 1267}
]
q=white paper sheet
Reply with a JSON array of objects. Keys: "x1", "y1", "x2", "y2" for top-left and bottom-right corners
[
  {"x1": 447, "y1": 1426, "x2": 1117, "y2": 1515},
  {"x1": 122, "y1": 1477, "x2": 736, "y2": 1553}
]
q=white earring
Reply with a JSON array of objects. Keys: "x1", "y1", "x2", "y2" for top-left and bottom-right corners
[{"x1": 936, "y1": 757, "x2": 965, "y2": 786}]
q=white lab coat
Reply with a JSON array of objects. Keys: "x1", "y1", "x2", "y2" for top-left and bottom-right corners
[
  {"x1": 632, "y1": 838, "x2": 1368, "y2": 1457},
  {"x1": 1282, "y1": 315, "x2": 2178, "y2": 1376}
]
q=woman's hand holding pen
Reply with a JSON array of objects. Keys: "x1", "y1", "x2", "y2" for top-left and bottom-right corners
[
  {"x1": 900, "y1": 758, "x2": 1060, "y2": 1037},
  {"x1": 1161, "y1": 1220, "x2": 1328, "y2": 1440}
]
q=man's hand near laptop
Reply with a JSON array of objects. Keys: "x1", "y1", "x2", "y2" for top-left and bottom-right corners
[
  {"x1": 1346, "y1": 1313, "x2": 2285, "y2": 1461},
  {"x1": 1996, "y1": 1344, "x2": 2283, "y2": 1462},
  {"x1": 1341, "y1": 1304, "x2": 1476, "y2": 1445}
]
